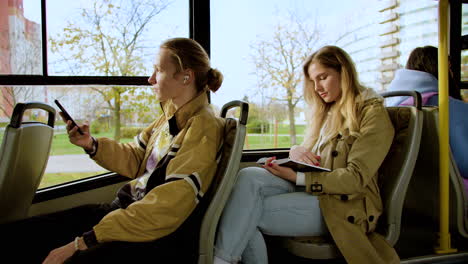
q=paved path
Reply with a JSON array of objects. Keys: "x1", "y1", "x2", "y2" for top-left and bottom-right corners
[{"x1": 46, "y1": 154, "x2": 106, "y2": 173}]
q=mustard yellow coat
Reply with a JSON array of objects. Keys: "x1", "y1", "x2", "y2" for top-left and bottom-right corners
[
  {"x1": 305, "y1": 96, "x2": 400, "y2": 264},
  {"x1": 88, "y1": 92, "x2": 224, "y2": 244}
]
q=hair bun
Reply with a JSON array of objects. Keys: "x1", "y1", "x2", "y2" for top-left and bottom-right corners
[{"x1": 206, "y1": 68, "x2": 223, "y2": 92}]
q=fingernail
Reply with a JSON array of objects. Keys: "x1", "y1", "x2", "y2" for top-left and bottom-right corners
[
  {"x1": 268, "y1": 163, "x2": 273, "y2": 167},
  {"x1": 315, "y1": 162, "x2": 320, "y2": 166}
]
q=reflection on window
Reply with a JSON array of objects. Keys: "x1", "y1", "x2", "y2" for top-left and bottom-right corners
[
  {"x1": 0, "y1": 85, "x2": 158, "y2": 188},
  {"x1": 47, "y1": 0, "x2": 188, "y2": 76},
  {"x1": 0, "y1": 0, "x2": 42, "y2": 75}
]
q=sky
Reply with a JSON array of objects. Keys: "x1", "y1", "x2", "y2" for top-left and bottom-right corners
[
  {"x1": 209, "y1": 0, "x2": 359, "y2": 108},
  {"x1": 23, "y1": 0, "x2": 365, "y2": 109}
]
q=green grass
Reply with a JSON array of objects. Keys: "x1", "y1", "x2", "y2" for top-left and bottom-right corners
[
  {"x1": 244, "y1": 134, "x2": 304, "y2": 149},
  {"x1": 40, "y1": 171, "x2": 108, "y2": 189},
  {"x1": 0, "y1": 130, "x2": 133, "y2": 156},
  {"x1": 50, "y1": 132, "x2": 133, "y2": 155},
  {"x1": 40, "y1": 132, "x2": 133, "y2": 187},
  {"x1": 2, "y1": 124, "x2": 305, "y2": 154},
  {"x1": 275, "y1": 124, "x2": 306, "y2": 135},
  {"x1": 1, "y1": 126, "x2": 304, "y2": 188}
]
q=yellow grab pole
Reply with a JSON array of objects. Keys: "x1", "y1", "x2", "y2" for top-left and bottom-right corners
[{"x1": 435, "y1": 0, "x2": 457, "y2": 254}]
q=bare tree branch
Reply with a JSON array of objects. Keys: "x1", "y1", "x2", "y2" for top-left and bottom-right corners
[{"x1": 250, "y1": 12, "x2": 321, "y2": 145}]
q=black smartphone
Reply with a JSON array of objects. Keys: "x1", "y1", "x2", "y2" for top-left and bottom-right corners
[{"x1": 54, "y1": 99, "x2": 84, "y2": 135}]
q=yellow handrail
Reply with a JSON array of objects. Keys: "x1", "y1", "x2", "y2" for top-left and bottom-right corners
[{"x1": 435, "y1": 0, "x2": 457, "y2": 254}]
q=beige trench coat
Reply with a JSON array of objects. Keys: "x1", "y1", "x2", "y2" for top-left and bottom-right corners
[{"x1": 304, "y1": 98, "x2": 400, "y2": 264}]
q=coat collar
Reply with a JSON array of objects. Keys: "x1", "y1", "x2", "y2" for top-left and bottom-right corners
[
  {"x1": 160, "y1": 91, "x2": 209, "y2": 136},
  {"x1": 316, "y1": 88, "x2": 382, "y2": 152}
]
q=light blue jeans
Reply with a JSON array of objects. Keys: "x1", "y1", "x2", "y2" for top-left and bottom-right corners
[{"x1": 214, "y1": 167, "x2": 328, "y2": 264}]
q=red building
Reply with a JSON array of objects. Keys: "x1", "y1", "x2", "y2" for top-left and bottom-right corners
[{"x1": 0, "y1": 0, "x2": 41, "y2": 121}]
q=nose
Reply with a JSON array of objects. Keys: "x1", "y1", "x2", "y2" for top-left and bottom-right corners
[
  {"x1": 148, "y1": 72, "x2": 156, "y2": 85},
  {"x1": 315, "y1": 82, "x2": 323, "y2": 92}
]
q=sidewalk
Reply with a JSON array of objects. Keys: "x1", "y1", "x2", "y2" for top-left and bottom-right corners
[{"x1": 46, "y1": 154, "x2": 106, "y2": 173}]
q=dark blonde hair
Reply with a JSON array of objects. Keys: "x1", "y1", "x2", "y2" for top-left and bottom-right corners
[
  {"x1": 161, "y1": 38, "x2": 223, "y2": 92},
  {"x1": 405, "y1": 46, "x2": 438, "y2": 78},
  {"x1": 405, "y1": 45, "x2": 462, "y2": 100},
  {"x1": 302, "y1": 45, "x2": 365, "y2": 149}
]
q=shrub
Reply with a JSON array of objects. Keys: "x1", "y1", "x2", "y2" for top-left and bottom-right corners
[
  {"x1": 247, "y1": 119, "x2": 270, "y2": 134},
  {"x1": 91, "y1": 119, "x2": 110, "y2": 134}
]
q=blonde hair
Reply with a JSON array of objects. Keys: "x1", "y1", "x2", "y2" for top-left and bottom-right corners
[
  {"x1": 302, "y1": 45, "x2": 365, "y2": 149},
  {"x1": 161, "y1": 38, "x2": 223, "y2": 92}
]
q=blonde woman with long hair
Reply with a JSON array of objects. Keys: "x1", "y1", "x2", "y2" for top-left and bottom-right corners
[{"x1": 214, "y1": 46, "x2": 399, "y2": 264}]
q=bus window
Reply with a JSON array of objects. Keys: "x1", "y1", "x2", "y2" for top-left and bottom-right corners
[
  {"x1": 461, "y1": 3, "x2": 468, "y2": 102},
  {"x1": 0, "y1": 85, "x2": 159, "y2": 188},
  {"x1": 0, "y1": 0, "x2": 188, "y2": 187},
  {"x1": 46, "y1": 0, "x2": 188, "y2": 76},
  {"x1": 210, "y1": 0, "x2": 441, "y2": 150}
]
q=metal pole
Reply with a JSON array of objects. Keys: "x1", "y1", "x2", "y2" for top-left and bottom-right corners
[{"x1": 435, "y1": 0, "x2": 457, "y2": 254}]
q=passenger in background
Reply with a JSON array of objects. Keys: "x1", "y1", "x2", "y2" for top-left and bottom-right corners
[
  {"x1": 214, "y1": 46, "x2": 399, "y2": 264},
  {"x1": 386, "y1": 45, "x2": 468, "y2": 182},
  {"x1": 386, "y1": 46, "x2": 461, "y2": 105},
  {"x1": 0, "y1": 38, "x2": 224, "y2": 264},
  {"x1": 386, "y1": 46, "x2": 439, "y2": 106}
]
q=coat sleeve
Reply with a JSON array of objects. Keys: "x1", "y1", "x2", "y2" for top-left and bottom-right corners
[
  {"x1": 90, "y1": 115, "x2": 223, "y2": 243},
  {"x1": 304, "y1": 103, "x2": 395, "y2": 195},
  {"x1": 90, "y1": 119, "x2": 160, "y2": 178}
]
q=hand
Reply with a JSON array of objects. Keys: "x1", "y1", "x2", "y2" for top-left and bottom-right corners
[
  {"x1": 59, "y1": 112, "x2": 94, "y2": 151},
  {"x1": 289, "y1": 145, "x2": 321, "y2": 166},
  {"x1": 262, "y1": 157, "x2": 297, "y2": 182},
  {"x1": 42, "y1": 241, "x2": 75, "y2": 264}
]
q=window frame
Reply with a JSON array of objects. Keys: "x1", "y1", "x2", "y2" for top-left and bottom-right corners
[
  {"x1": 0, "y1": 0, "x2": 210, "y2": 195},
  {"x1": 0, "y1": 0, "x2": 210, "y2": 86},
  {"x1": 450, "y1": 1, "x2": 467, "y2": 91}
]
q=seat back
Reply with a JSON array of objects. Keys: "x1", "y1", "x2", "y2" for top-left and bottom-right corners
[
  {"x1": 378, "y1": 91, "x2": 424, "y2": 245},
  {"x1": 198, "y1": 100, "x2": 248, "y2": 264},
  {"x1": 449, "y1": 146, "x2": 468, "y2": 238},
  {"x1": 0, "y1": 102, "x2": 55, "y2": 224},
  {"x1": 404, "y1": 106, "x2": 468, "y2": 239}
]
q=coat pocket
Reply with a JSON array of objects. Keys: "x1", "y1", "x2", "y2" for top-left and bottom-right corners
[
  {"x1": 364, "y1": 196, "x2": 380, "y2": 233},
  {"x1": 345, "y1": 207, "x2": 368, "y2": 234}
]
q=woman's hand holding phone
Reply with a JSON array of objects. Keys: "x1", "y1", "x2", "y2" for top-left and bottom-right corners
[
  {"x1": 59, "y1": 112, "x2": 94, "y2": 152},
  {"x1": 55, "y1": 99, "x2": 94, "y2": 151}
]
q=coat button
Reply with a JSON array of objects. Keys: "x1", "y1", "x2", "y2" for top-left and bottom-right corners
[
  {"x1": 347, "y1": 216, "x2": 355, "y2": 223},
  {"x1": 332, "y1": 150, "x2": 339, "y2": 157},
  {"x1": 340, "y1": 194, "x2": 348, "y2": 201},
  {"x1": 369, "y1": 215, "x2": 374, "y2": 222}
]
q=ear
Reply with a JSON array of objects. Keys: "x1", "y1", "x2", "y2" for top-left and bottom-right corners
[{"x1": 182, "y1": 69, "x2": 194, "y2": 85}]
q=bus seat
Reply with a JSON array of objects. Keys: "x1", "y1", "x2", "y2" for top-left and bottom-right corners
[
  {"x1": 463, "y1": 178, "x2": 468, "y2": 199},
  {"x1": 450, "y1": 150, "x2": 468, "y2": 238},
  {"x1": 280, "y1": 91, "x2": 423, "y2": 259},
  {"x1": 0, "y1": 102, "x2": 56, "y2": 224},
  {"x1": 404, "y1": 106, "x2": 468, "y2": 239},
  {"x1": 447, "y1": 98, "x2": 468, "y2": 181},
  {"x1": 400, "y1": 93, "x2": 468, "y2": 180},
  {"x1": 198, "y1": 100, "x2": 248, "y2": 264}
]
